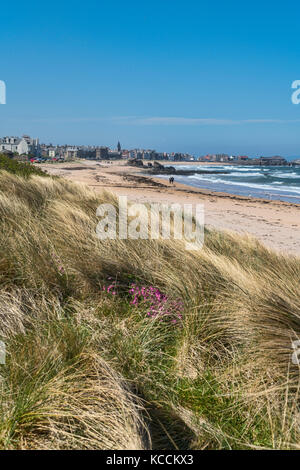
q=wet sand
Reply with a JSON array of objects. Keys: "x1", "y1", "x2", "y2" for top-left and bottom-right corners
[{"x1": 40, "y1": 159, "x2": 300, "y2": 256}]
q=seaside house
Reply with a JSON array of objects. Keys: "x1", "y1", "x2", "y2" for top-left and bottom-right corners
[
  {"x1": 0, "y1": 135, "x2": 40, "y2": 156},
  {"x1": 63, "y1": 147, "x2": 78, "y2": 160}
]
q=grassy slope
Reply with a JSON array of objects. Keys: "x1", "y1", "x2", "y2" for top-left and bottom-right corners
[
  {"x1": 0, "y1": 155, "x2": 48, "y2": 178},
  {"x1": 0, "y1": 159, "x2": 299, "y2": 449}
]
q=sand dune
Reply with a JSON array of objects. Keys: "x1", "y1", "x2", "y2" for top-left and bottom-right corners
[{"x1": 40, "y1": 159, "x2": 300, "y2": 255}]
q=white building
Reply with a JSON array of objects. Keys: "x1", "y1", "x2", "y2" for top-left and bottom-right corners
[
  {"x1": 0, "y1": 135, "x2": 40, "y2": 156},
  {"x1": 64, "y1": 147, "x2": 78, "y2": 160}
]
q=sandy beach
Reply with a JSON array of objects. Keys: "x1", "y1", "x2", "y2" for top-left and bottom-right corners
[{"x1": 40, "y1": 159, "x2": 300, "y2": 255}]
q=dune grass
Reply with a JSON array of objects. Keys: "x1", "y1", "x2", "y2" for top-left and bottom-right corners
[
  {"x1": 0, "y1": 154, "x2": 48, "y2": 178},
  {"x1": 0, "y1": 167, "x2": 299, "y2": 449}
]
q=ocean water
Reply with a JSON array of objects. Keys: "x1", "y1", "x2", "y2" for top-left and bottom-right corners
[{"x1": 156, "y1": 165, "x2": 300, "y2": 203}]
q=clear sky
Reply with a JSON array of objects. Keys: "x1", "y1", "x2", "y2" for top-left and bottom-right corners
[{"x1": 1, "y1": 0, "x2": 300, "y2": 156}]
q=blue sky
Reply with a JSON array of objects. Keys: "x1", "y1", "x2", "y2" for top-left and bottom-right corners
[{"x1": 1, "y1": 0, "x2": 300, "y2": 156}]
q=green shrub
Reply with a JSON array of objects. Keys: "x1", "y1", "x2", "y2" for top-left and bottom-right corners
[{"x1": 0, "y1": 154, "x2": 48, "y2": 178}]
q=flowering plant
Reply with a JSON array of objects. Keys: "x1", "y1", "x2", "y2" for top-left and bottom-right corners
[{"x1": 102, "y1": 279, "x2": 183, "y2": 324}]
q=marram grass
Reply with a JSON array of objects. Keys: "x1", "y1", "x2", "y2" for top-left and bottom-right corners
[{"x1": 0, "y1": 167, "x2": 299, "y2": 449}]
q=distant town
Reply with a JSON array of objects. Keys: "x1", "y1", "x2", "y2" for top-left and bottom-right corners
[{"x1": 1, "y1": 134, "x2": 300, "y2": 166}]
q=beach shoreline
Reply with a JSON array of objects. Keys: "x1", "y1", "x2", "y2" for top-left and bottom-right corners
[{"x1": 40, "y1": 159, "x2": 300, "y2": 255}]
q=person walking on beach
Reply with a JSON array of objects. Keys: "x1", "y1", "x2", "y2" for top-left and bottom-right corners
[{"x1": 169, "y1": 176, "x2": 174, "y2": 185}]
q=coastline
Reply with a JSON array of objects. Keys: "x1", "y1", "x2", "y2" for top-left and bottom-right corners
[{"x1": 40, "y1": 159, "x2": 300, "y2": 255}]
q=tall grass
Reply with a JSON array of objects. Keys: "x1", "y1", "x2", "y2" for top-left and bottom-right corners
[{"x1": 0, "y1": 168, "x2": 299, "y2": 449}]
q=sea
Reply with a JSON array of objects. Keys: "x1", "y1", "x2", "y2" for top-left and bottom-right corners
[{"x1": 156, "y1": 163, "x2": 300, "y2": 203}]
